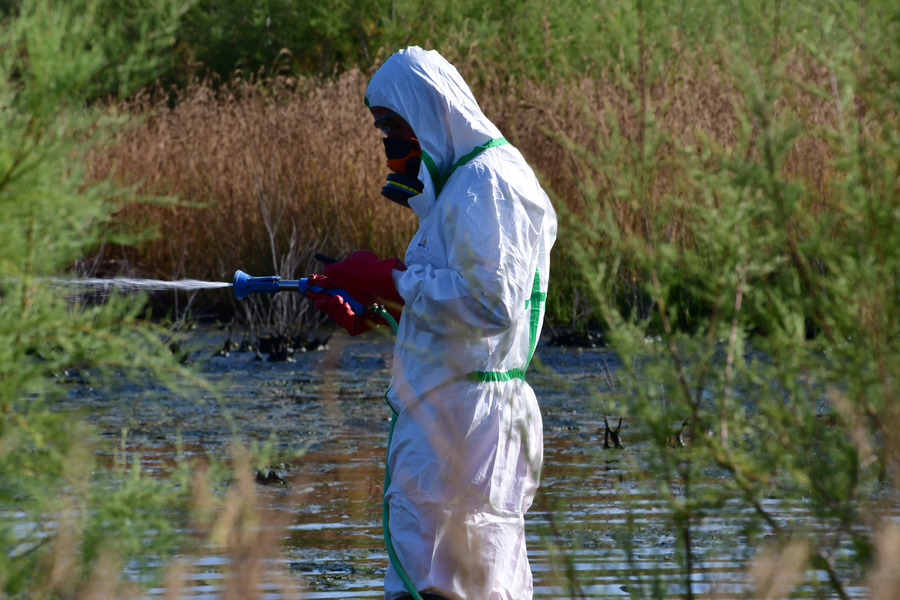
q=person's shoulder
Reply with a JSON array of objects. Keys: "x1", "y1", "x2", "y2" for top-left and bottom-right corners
[{"x1": 455, "y1": 143, "x2": 531, "y2": 181}]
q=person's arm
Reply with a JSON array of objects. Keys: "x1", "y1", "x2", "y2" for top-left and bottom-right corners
[{"x1": 396, "y1": 172, "x2": 543, "y2": 337}]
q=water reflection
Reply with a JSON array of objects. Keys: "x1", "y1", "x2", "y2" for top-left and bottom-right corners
[{"x1": 63, "y1": 329, "x2": 878, "y2": 599}]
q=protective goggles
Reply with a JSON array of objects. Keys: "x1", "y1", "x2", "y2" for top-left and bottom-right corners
[{"x1": 373, "y1": 110, "x2": 412, "y2": 138}]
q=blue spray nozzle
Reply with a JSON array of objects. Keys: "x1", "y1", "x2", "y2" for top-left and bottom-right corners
[
  {"x1": 233, "y1": 270, "x2": 281, "y2": 300},
  {"x1": 232, "y1": 270, "x2": 365, "y2": 315}
]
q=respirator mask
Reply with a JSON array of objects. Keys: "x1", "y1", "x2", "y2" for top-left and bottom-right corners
[
  {"x1": 381, "y1": 137, "x2": 424, "y2": 208},
  {"x1": 374, "y1": 110, "x2": 423, "y2": 208}
]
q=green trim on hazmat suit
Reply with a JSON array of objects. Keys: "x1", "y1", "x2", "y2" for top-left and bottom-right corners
[{"x1": 366, "y1": 46, "x2": 557, "y2": 600}]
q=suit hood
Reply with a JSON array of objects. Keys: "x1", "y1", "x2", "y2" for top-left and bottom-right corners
[{"x1": 365, "y1": 47, "x2": 503, "y2": 185}]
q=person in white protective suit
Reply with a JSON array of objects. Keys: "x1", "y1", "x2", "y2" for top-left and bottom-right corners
[{"x1": 305, "y1": 46, "x2": 557, "y2": 600}]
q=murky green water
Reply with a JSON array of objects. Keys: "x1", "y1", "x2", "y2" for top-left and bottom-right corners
[{"x1": 62, "y1": 326, "x2": 878, "y2": 599}]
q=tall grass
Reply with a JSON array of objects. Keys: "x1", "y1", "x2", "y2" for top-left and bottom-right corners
[
  {"x1": 91, "y1": 70, "x2": 414, "y2": 280},
  {"x1": 93, "y1": 39, "x2": 839, "y2": 331}
]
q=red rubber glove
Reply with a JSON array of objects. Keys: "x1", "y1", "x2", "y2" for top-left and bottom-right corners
[
  {"x1": 305, "y1": 291, "x2": 374, "y2": 336},
  {"x1": 314, "y1": 251, "x2": 406, "y2": 320}
]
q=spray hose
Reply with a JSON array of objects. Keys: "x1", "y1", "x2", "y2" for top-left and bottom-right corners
[
  {"x1": 232, "y1": 272, "x2": 421, "y2": 599},
  {"x1": 369, "y1": 306, "x2": 423, "y2": 600}
]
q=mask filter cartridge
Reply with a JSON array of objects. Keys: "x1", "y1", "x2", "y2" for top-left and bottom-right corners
[{"x1": 382, "y1": 137, "x2": 424, "y2": 208}]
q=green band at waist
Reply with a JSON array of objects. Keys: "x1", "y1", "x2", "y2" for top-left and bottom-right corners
[{"x1": 466, "y1": 368, "x2": 526, "y2": 382}]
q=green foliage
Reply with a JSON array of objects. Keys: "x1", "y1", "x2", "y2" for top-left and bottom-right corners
[
  {"x1": 178, "y1": 0, "x2": 389, "y2": 78},
  {"x1": 0, "y1": 1, "x2": 19, "y2": 16},
  {"x1": 179, "y1": 0, "x2": 297, "y2": 76},
  {"x1": 89, "y1": 0, "x2": 192, "y2": 98},
  {"x1": 173, "y1": 0, "x2": 704, "y2": 82},
  {"x1": 0, "y1": 1, "x2": 231, "y2": 596},
  {"x1": 562, "y1": 0, "x2": 900, "y2": 596}
]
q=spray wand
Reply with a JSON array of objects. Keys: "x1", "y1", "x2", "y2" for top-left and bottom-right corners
[{"x1": 231, "y1": 269, "x2": 366, "y2": 315}]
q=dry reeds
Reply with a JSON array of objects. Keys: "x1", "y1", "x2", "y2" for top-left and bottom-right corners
[
  {"x1": 91, "y1": 40, "x2": 850, "y2": 321},
  {"x1": 91, "y1": 69, "x2": 416, "y2": 285},
  {"x1": 476, "y1": 43, "x2": 840, "y2": 243}
]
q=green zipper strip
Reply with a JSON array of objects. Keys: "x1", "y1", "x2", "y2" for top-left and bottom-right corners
[{"x1": 525, "y1": 270, "x2": 546, "y2": 367}]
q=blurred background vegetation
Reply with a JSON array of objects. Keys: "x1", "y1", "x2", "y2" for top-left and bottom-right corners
[
  {"x1": 20, "y1": 0, "x2": 884, "y2": 337},
  {"x1": 2, "y1": 0, "x2": 899, "y2": 598}
]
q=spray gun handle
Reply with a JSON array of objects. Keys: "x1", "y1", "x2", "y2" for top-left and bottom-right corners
[{"x1": 297, "y1": 278, "x2": 366, "y2": 315}]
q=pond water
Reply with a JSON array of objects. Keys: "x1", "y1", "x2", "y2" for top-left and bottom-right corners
[{"x1": 63, "y1": 326, "x2": 878, "y2": 599}]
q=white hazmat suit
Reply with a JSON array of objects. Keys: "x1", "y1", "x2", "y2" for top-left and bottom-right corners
[{"x1": 365, "y1": 47, "x2": 557, "y2": 600}]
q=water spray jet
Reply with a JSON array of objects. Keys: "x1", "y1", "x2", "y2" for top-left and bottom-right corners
[
  {"x1": 47, "y1": 277, "x2": 232, "y2": 293},
  {"x1": 37, "y1": 269, "x2": 365, "y2": 316}
]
